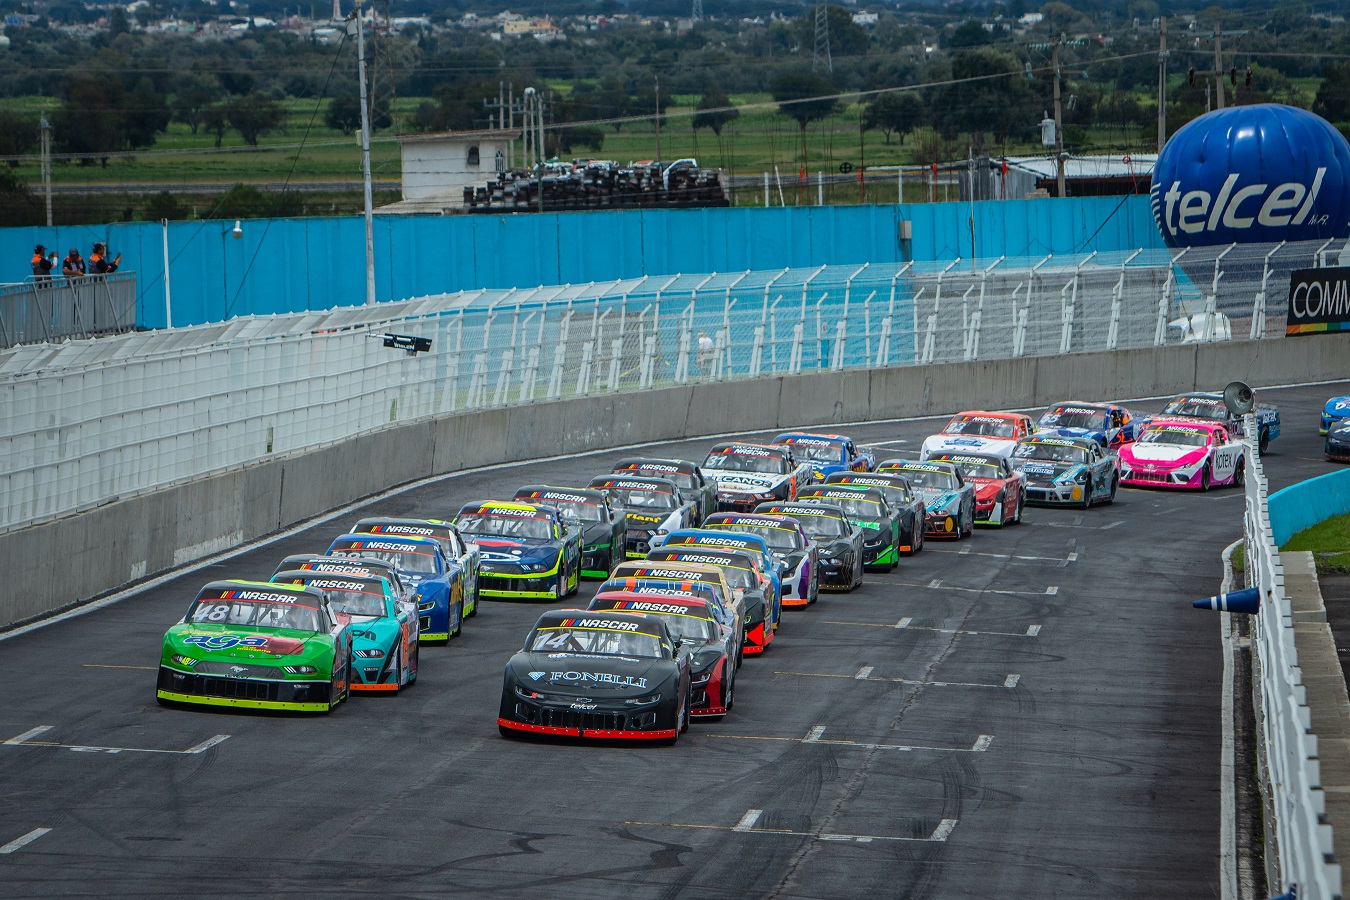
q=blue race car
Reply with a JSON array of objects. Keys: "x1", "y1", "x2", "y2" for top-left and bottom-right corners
[
  {"x1": 655, "y1": 528, "x2": 783, "y2": 615},
  {"x1": 1322, "y1": 395, "x2": 1350, "y2": 434},
  {"x1": 326, "y1": 533, "x2": 464, "y2": 642},
  {"x1": 1161, "y1": 391, "x2": 1281, "y2": 453},
  {"x1": 453, "y1": 501, "x2": 582, "y2": 600},
  {"x1": 771, "y1": 432, "x2": 876, "y2": 483},
  {"x1": 1036, "y1": 401, "x2": 1151, "y2": 450}
]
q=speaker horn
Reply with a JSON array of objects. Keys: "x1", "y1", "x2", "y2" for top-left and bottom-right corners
[{"x1": 1223, "y1": 381, "x2": 1255, "y2": 416}]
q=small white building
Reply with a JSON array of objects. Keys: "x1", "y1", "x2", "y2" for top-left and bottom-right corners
[{"x1": 382, "y1": 129, "x2": 519, "y2": 214}]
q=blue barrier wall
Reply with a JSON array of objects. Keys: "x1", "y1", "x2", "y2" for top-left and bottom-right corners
[
  {"x1": 0, "y1": 196, "x2": 1161, "y2": 329},
  {"x1": 1270, "y1": 468, "x2": 1350, "y2": 546}
]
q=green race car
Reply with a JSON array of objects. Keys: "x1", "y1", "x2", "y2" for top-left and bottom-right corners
[{"x1": 156, "y1": 580, "x2": 354, "y2": 713}]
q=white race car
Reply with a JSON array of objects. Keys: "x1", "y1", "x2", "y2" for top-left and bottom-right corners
[
  {"x1": 702, "y1": 442, "x2": 811, "y2": 513},
  {"x1": 920, "y1": 411, "x2": 1039, "y2": 460}
]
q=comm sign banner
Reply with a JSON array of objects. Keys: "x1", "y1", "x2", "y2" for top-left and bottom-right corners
[{"x1": 1287, "y1": 267, "x2": 1350, "y2": 335}]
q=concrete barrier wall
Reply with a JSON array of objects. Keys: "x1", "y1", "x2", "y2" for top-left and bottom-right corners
[
  {"x1": 6, "y1": 333, "x2": 1349, "y2": 630},
  {"x1": 1270, "y1": 470, "x2": 1350, "y2": 547}
]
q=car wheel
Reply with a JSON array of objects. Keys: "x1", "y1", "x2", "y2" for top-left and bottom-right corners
[
  {"x1": 1234, "y1": 459, "x2": 1246, "y2": 489},
  {"x1": 1259, "y1": 427, "x2": 1271, "y2": 454},
  {"x1": 725, "y1": 664, "x2": 735, "y2": 711},
  {"x1": 854, "y1": 553, "x2": 864, "y2": 590},
  {"x1": 1083, "y1": 483, "x2": 1094, "y2": 510},
  {"x1": 1106, "y1": 476, "x2": 1118, "y2": 504},
  {"x1": 498, "y1": 724, "x2": 519, "y2": 739},
  {"x1": 1201, "y1": 463, "x2": 1212, "y2": 492},
  {"x1": 680, "y1": 697, "x2": 690, "y2": 733},
  {"x1": 409, "y1": 643, "x2": 419, "y2": 684},
  {"x1": 467, "y1": 577, "x2": 479, "y2": 617},
  {"x1": 325, "y1": 673, "x2": 340, "y2": 714},
  {"x1": 808, "y1": 568, "x2": 819, "y2": 604},
  {"x1": 451, "y1": 596, "x2": 464, "y2": 638},
  {"x1": 961, "y1": 504, "x2": 974, "y2": 538}
]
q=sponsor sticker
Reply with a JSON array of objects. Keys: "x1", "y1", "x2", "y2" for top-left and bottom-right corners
[
  {"x1": 183, "y1": 635, "x2": 270, "y2": 651},
  {"x1": 531, "y1": 491, "x2": 591, "y2": 503},
  {"x1": 369, "y1": 524, "x2": 435, "y2": 535},
  {"x1": 529, "y1": 671, "x2": 649, "y2": 688},
  {"x1": 340, "y1": 540, "x2": 429, "y2": 553},
  {"x1": 224, "y1": 590, "x2": 299, "y2": 603}
]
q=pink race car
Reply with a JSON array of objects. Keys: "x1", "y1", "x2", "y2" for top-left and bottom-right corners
[{"x1": 1118, "y1": 419, "x2": 1246, "y2": 491}]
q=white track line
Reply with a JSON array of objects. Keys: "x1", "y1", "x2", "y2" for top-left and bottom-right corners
[
  {"x1": 3, "y1": 726, "x2": 53, "y2": 745},
  {"x1": 828, "y1": 620, "x2": 1039, "y2": 638},
  {"x1": 733, "y1": 809, "x2": 763, "y2": 832},
  {"x1": 2, "y1": 726, "x2": 230, "y2": 756},
  {"x1": 0, "y1": 828, "x2": 51, "y2": 854},
  {"x1": 777, "y1": 670, "x2": 1017, "y2": 689},
  {"x1": 706, "y1": 730, "x2": 993, "y2": 753},
  {"x1": 627, "y1": 817, "x2": 959, "y2": 844}
]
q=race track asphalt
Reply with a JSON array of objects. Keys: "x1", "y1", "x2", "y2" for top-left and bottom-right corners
[{"x1": 1, "y1": 380, "x2": 1345, "y2": 899}]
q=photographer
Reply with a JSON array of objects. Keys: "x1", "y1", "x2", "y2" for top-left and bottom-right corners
[
  {"x1": 89, "y1": 242, "x2": 121, "y2": 275},
  {"x1": 30, "y1": 245, "x2": 56, "y2": 281}
]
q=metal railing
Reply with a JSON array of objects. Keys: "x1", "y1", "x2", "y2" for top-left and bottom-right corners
[
  {"x1": 1243, "y1": 416, "x2": 1343, "y2": 899},
  {"x1": 0, "y1": 273, "x2": 138, "y2": 349},
  {"x1": 0, "y1": 240, "x2": 1339, "y2": 535}
]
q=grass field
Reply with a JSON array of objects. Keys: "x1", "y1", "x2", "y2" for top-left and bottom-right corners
[{"x1": 1283, "y1": 512, "x2": 1350, "y2": 575}]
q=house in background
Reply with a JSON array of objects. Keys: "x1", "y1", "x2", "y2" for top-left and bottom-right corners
[{"x1": 381, "y1": 129, "x2": 519, "y2": 215}]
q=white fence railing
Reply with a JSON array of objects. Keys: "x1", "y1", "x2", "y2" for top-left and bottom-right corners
[
  {"x1": 0, "y1": 273, "x2": 138, "y2": 349},
  {"x1": 1244, "y1": 416, "x2": 1343, "y2": 899},
  {"x1": 0, "y1": 239, "x2": 1338, "y2": 535}
]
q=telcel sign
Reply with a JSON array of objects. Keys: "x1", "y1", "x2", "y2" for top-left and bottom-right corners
[{"x1": 1151, "y1": 104, "x2": 1350, "y2": 248}]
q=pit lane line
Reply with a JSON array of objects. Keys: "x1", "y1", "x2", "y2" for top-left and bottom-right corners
[
  {"x1": 871, "y1": 577, "x2": 1059, "y2": 597},
  {"x1": 2, "y1": 726, "x2": 230, "y2": 756},
  {"x1": 0, "y1": 828, "x2": 52, "y2": 855},
  {"x1": 928, "y1": 545, "x2": 1079, "y2": 564},
  {"x1": 701, "y1": 725, "x2": 994, "y2": 753},
  {"x1": 775, "y1": 668, "x2": 1020, "y2": 689},
  {"x1": 624, "y1": 813, "x2": 960, "y2": 844},
  {"x1": 824, "y1": 618, "x2": 1042, "y2": 638}
]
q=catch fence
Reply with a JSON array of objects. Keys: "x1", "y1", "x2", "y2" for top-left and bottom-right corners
[{"x1": 0, "y1": 238, "x2": 1337, "y2": 534}]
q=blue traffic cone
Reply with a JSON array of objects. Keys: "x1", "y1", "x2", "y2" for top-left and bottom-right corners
[{"x1": 1193, "y1": 586, "x2": 1261, "y2": 614}]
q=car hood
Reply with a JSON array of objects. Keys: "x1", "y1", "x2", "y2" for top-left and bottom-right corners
[
  {"x1": 1325, "y1": 397, "x2": 1350, "y2": 418},
  {"x1": 707, "y1": 471, "x2": 790, "y2": 492},
  {"x1": 509, "y1": 652, "x2": 667, "y2": 694},
  {"x1": 1016, "y1": 460, "x2": 1082, "y2": 484},
  {"x1": 970, "y1": 480, "x2": 1006, "y2": 501},
  {"x1": 624, "y1": 509, "x2": 679, "y2": 529},
  {"x1": 164, "y1": 624, "x2": 327, "y2": 661},
  {"x1": 1121, "y1": 444, "x2": 1206, "y2": 466},
  {"x1": 471, "y1": 538, "x2": 559, "y2": 565},
  {"x1": 345, "y1": 615, "x2": 399, "y2": 649},
  {"x1": 914, "y1": 487, "x2": 961, "y2": 511},
  {"x1": 1042, "y1": 426, "x2": 1106, "y2": 444},
  {"x1": 922, "y1": 435, "x2": 1017, "y2": 458}
]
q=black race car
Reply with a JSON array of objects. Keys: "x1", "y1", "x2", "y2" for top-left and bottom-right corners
[
  {"x1": 823, "y1": 471, "x2": 927, "y2": 555},
  {"x1": 645, "y1": 546, "x2": 776, "y2": 655},
  {"x1": 610, "y1": 458, "x2": 717, "y2": 525},
  {"x1": 590, "y1": 591, "x2": 736, "y2": 720},
  {"x1": 877, "y1": 459, "x2": 977, "y2": 539},
  {"x1": 1327, "y1": 419, "x2": 1350, "y2": 463},
  {"x1": 498, "y1": 609, "x2": 692, "y2": 742},
  {"x1": 587, "y1": 475, "x2": 698, "y2": 559},
  {"x1": 795, "y1": 484, "x2": 902, "y2": 571},
  {"x1": 756, "y1": 502, "x2": 864, "y2": 591},
  {"x1": 513, "y1": 485, "x2": 627, "y2": 578}
]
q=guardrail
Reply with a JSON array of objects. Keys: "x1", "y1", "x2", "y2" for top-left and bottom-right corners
[
  {"x1": 1243, "y1": 416, "x2": 1343, "y2": 898},
  {"x1": 0, "y1": 273, "x2": 138, "y2": 349},
  {"x1": 0, "y1": 239, "x2": 1334, "y2": 536}
]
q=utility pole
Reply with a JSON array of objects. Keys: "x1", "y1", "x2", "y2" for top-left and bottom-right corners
[
  {"x1": 351, "y1": 4, "x2": 375, "y2": 306},
  {"x1": 1157, "y1": 17, "x2": 1168, "y2": 151},
  {"x1": 654, "y1": 75, "x2": 662, "y2": 163},
  {"x1": 691, "y1": 0, "x2": 703, "y2": 21},
  {"x1": 1053, "y1": 38, "x2": 1066, "y2": 199},
  {"x1": 812, "y1": 3, "x2": 832, "y2": 74},
  {"x1": 1214, "y1": 19, "x2": 1225, "y2": 109},
  {"x1": 39, "y1": 111, "x2": 52, "y2": 226}
]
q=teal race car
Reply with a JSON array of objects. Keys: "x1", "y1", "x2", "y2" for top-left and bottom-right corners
[
  {"x1": 156, "y1": 580, "x2": 353, "y2": 713},
  {"x1": 272, "y1": 568, "x2": 418, "y2": 692}
]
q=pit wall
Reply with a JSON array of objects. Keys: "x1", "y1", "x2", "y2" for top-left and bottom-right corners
[{"x1": 4, "y1": 333, "x2": 1346, "y2": 630}]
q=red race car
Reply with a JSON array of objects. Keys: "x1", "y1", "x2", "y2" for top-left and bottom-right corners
[{"x1": 925, "y1": 452, "x2": 1026, "y2": 526}]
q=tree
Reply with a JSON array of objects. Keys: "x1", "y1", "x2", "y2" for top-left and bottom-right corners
[
  {"x1": 1314, "y1": 62, "x2": 1350, "y2": 123},
  {"x1": 556, "y1": 125, "x2": 605, "y2": 155},
  {"x1": 595, "y1": 77, "x2": 631, "y2": 132},
  {"x1": 325, "y1": 96, "x2": 363, "y2": 135},
  {"x1": 693, "y1": 84, "x2": 739, "y2": 137},
  {"x1": 124, "y1": 77, "x2": 171, "y2": 150},
  {"x1": 171, "y1": 75, "x2": 220, "y2": 135},
  {"x1": 0, "y1": 111, "x2": 39, "y2": 164},
  {"x1": 201, "y1": 103, "x2": 230, "y2": 148},
  {"x1": 225, "y1": 92, "x2": 285, "y2": 147},
  {"x1": 143, "y1": 190, "x2": 188, "y2": 221},
  {"x1": 946, "y1": 19, "x2": 992, "y2": 49},
  {"x1": 862, "y1": 92, "x2": 924, "y2": 144},
  {"x1": 925, "y1": 48, "x2": 1040, "y2": 145},
  {"x1": 771, "y1": 68, "x2": 839, "y2": 161},
  {"x1": 55, "y1": 76, "x2": 127, "y2": 165}
]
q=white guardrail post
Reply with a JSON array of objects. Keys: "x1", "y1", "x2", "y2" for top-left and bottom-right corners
[{"x1": 1243, "y1": 414, "x2": 1344, "y2": 899}]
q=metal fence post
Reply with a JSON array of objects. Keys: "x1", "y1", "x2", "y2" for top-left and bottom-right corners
[
  {"x1": 547, "y1": 306, "x2": 572, "y2": 399},
  {"x1": 1156, "y1": 248, "x2": 1187, "y2": 346},
  {"x1": 1251, "y1": 241, "x2": 1285, "y2": 341},
  {"x1": 1201, "y1": 245, "x2": 1234, "y2": 342},
  {"x1": 1107, "y1": 249, "x2": 1143, "y2": 350}
]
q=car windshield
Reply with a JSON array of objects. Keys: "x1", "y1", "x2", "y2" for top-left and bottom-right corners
[
  {"x1": 888, "y1": 468, "x2": 959, "y2": 491},
  {"x1": 187, "y1": 598, "x2": 322, "y2": 632},
  {"x1": 1162, "y1": 399, "x2": 1225, "y2": 420},
  {"x1": 322, "y1": 588, "x2": 387, "y2": 617},
  {"x1": 337, "y1": 547, "x2": 439, "y2": 575},
  {"x1": 1014, "y1": 443, "x2": 1088, "y2": 464},
  {"x1": 785, "y1": 442, "x2": 846, "y2": 463},
  {"x1": 941, "y1": 461, "x2": 1004, "y2": 481},
  {"x1": 644, "y1": 613, "x2": 716, "y2": 642},
  {"x1": 456, "y1": 513, "x2": 554, "y2": 540},
  {"x1": 1040, "y1": 406, "x2": 1106, "y2": 430},
  {"x1": 553, "y1": 500, "x2": 604, "y2": 524},
  {"x1": 1139, "y1": 428, "x2": 1211, "y2": 448},
  {"x1": 803, "y1": 496, "x2": 882, "y2": 519},
  {"x1": 529, "y1": 627, "x2": 663, "y2": 657},
  {"x1": 703, "y1": 450, "x2": 784, "y2": 474},
  {"x1": 943, "y1": 416, "x2": 1016, "y2": 438},
  {"x1": 709, "y1": 522, "x2": 802, "y2": 552},
  {"x1": 787, "y1": 513, "x2": 847, "y2": 538},
  {"x1": 612, "y1": 488, "x2": 677, "y2": 510}
]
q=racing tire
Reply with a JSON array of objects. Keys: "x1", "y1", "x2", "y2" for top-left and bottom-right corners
[
  {"x1": 852, "y1": 553, "x2": 864, "y2": 590},
  {"x1": 960, "y1": 505, "x2": 974, "y2": 538},
  {"x1": 451, "y1": 597, "x2": 464, "y2": 638},
  {"x1": 1201, "y1": 464, "x2": 1212, "y2": 492},
  {"x1": 1234, "y1": 459, "x2": 1246, "y2": 489},
  {"x1": 467, "y1": 579, "x2": 479, "y2": 617},
  {"x1": 680, "y1": 698, "x2": 690, "y2": 733},
  {"x1": 498, "y1": 724, "x2": 519, "y2": 739},
  {"x1": 725, "y1": 666, "x2": 735, "y2": 711},
  {"x1": 1012, "y1": 490, "x2": 1025, "y2": 523},
  {"x1": 807, "y1": 569, "x2": 820, "y2": 605},
  {"x1": 156, "y1": 695, "x2": 173, "y2": 708},
  {"x1": 1259, "y1": 427, "x2": 1271, "y2": 455},
  {"x1": 409, "y1": 643, "x2": 419, "y2": 684},
  {"x1": 1105, "y1": 476, "x2": 1118, "y2": 505},
  {"x1": 1082, "y1": 483, "x2": 1094, "y2": 510}
]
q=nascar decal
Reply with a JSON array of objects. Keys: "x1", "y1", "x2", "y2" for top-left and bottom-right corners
[
  {"x1": 1028, "y1": 437, "x2": 1081, "y2": 448},
  {"x1": 1155, "y1": 426, "x2": 1212, "y2": 436},
  {"x1": 342, "y1": 540, "x2": 431, "y2": 553},
  {"x1": 216, "y1": 590, "x2": 301, "y2": 603},
  {"x1": 935, "y1": 455, "x2": 997, "y2": 466},
  {"x1": 1176, "y1": 397, "x2": 1224, "y2": 406},
  {"x1": 784, "y1": 437, "x2": 836, "y2": 446},
  {"x1": 558, "y1": 618, "x2": 641, "y2": 631},
  {"x1": 369, "y1": 524, "x2": 435, "y2": 535},
  {"x1": 962, "y1": 416, "x2": 1011, "y2": 424},
  {"x1": 895, "y1": 463, "x2": 947, "y2": 472},
  {"x1": 630, "y1": 586, "x2": 703, "y2": 598},
  {"x1": 303, "y1": 562, "x2": 384, "y2": 576},
  {"x1": 528, "y1": 671, "x2": 649, "y2": 688},
  {"x1": 716, "y1": 516, "x2": 789, "y2": 527},
  {"x1": 607, "y1": 600, "x2": 703, "y2": 615},
  {"x1": 297, "y1": 579, "x2": 373, "y2": 592},
  {"x1": 662, "y1": 552, "x2": 743, "y2": 566},
  {"x1": 621, "y1": 463, "x2": 681, "y2": 473},
  {"x1": 604, "y1": 480, "x2": 675, "y2": 492},
  {"x1": 773, "y1": 506, "x2": 833, "y2": 516},
  {"x1": 631, "y1": 567, "x2": 716, "y2": 581},
  {"x1": 834, "y1": 477, "x2": 890, "y2": 486},
  {"x1": 531, "y1": 491, "x2": 592, "y2": 504},
  {"x1": 670, "y1": 535, "x2": 755, "y2": 548}
]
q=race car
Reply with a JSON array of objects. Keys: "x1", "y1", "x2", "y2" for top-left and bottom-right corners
[
  {"x1": 702, "y1": 512, "x2": 819, "y2": 607},
  {"x1": 326, "y1": 533, "x2": 464, "y2": 641},
  {"x1": 755, "y1": 502, "x2": 864, "y2": 591},
  {"x1": 595, "y1": 576, "x2": 738, "y2": 651},
  {"x1": 822, "y1": 471, "x2": 926, "y2": 555},
  {"x1": 1036, "y1": 401, "x2": 1150, "y2": 449},
  {"x1": 1119, "y1": 419, "x2": 1246, "y2": 490},
  {"x1": 1326, "y1": 419, "x2": 1350, "y2": 462},
  {"x1": 587, "y1": 475, "x2": 698, "y2": 558},
  {"x1": 273, "y1": 555, "x2": 408, "y2": 601},
  {"x1": 452, "y1": 501, "x2": 582, "y2": 600},
  {"x1": 609, "y1": 560, "x2": 745, "y2": 654},
  {"x1": 610, "y1": 458, "x2": 717, "y2": 524},
  {"x1": 794, "y1": 484, "x2": 902, "y2": 569},
  {"x1": 497, "y1": 609, "x2": 692, "y2": 742},
  {"x1": 1161, "y1": 391, "x2": 1281, "y2": 453},
  {"x1": 350, "y1": 518, "x2": 481, "y2": 618},
  {"x1": 655, "y1": 529, "x2": 783, "y2": 607},
  {"x1": 1322, "y1": 395, "x2": 1350, "y2": 435},
  {"x1": 156, "y1": 580, "x2": 352, "y2": 713},
  {"x1": 272, "y1": 568, "x2": 418, "y2": 692},
  {"x1": 701, "y1": 442, "x2": 812, "y2": 512},
  {"x1": 1012, "y1": 434, "x2": 1120, "y2": 507},
  {"x1": 920, "y1": 411, "x2": 1038, "y2": 460},
  {"x1": 877, "y1": 459, "x2": 976, "y2": 539},
  {"x1": 925, "y1": 452, "x2": 1026, "y2": 526},
  {"x1": 513, "y1": 486, "x2": 626, "y2": 578},
  {"x1": 770, "y1": 432, "x2": 875, "y2": 482},
  {"x1": 590, "y1": 592, "x2": 737, "y2": 719},
  {"x1": 646, "y1": 545, "x2": 777, "y2": 654}
]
